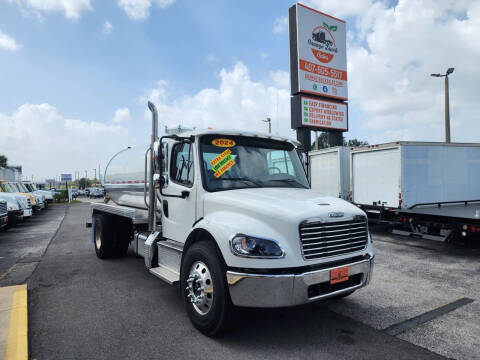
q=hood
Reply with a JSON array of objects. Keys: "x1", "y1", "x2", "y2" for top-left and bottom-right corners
[
  {"x1": 36, "y1": 190, "x2": 53, "y2": 199},
  {"x1": 203, "y1": 187, "x2": 365, "y2": 225},
  {"x1": 0, "y1": 193, "x2": 20, "y2": 210},
  {"x1": 0, "y1": 193, "x2": 23, "y2": 210}
]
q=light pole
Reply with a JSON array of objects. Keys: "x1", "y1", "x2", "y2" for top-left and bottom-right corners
[
  {"x1": 262, "y1": 117, "x2": 272, "y2": 134},
  {"x1": 431, "y1": 67, "x2": 454, "y2": 143},
  {"x1": 103, "y1": 146, "x2": 132, "y2": 185}
]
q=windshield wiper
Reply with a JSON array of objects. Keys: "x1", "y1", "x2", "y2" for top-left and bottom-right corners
[
  {"x1": 266, "y1": 178, "x2": 308, "y2": 188},
  {"x1": 219, "y1": 177, "x2": 262, "y2": 187}
]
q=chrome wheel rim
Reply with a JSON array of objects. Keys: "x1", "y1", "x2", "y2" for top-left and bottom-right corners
[
  {"x1": 95, "y1": 227, "x2": 101, "y2": 250},
  {"x1": 186, "y1": 261, "x2": 214, "y2": 315}
]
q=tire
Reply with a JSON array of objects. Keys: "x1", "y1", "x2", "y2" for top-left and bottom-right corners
[
  {"x1": 181, "y1": 241, "x2": 233, "y2": 336},
  {"x1": 113, "y1": 218, "x2": 131, "y2": 257},
  {"x1": 94, "y1": 214, "x2": 116, "y2": 259}
]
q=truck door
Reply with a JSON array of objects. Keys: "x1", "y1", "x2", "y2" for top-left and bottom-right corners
[{"x1": 161, "y1": 141, "x2": 197, "y2": 242}]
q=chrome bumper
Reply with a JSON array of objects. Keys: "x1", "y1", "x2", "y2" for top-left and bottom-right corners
[{"x1": 226, "y1": 254, "x2": 374, "y2": 307}]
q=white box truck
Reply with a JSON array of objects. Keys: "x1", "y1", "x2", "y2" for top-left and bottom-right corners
[
  {"x1": 88, "y1": 102, "x2": 375, "y2": 336},
  {"x1": 309, "y1": 147, "x2": 350, "y2": 200},
  {"x1": 350, "y1": 142, "x2": 480, "y2": 242}
]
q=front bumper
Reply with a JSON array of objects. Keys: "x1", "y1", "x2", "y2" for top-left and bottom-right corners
[
  {"x1": 226, "y1": 254, "x2": 374, "y2": 307},
  {"x1": 0, "y1": 215, "x2": 8, "y2": 228}
]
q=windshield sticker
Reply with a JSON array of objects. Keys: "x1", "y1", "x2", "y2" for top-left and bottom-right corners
[
  {"x1": 211, "y1": 149, "x2": 236, "y2": 178},
  {"x1": 212, "y1": 138, "x2": 236, "y2": 147}
]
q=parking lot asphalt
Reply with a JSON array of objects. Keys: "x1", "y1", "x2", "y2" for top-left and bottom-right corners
[
  {"x1": 2, "y1": 201, "x2": 478, "y2": 359},
  {"x1": 0, "y1": 205, "x2": 66, "y2": 287}
]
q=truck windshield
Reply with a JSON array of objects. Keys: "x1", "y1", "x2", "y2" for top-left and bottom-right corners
[
  {"x1": 10, "y1": 183, "x2": 21, "y2": 192},
  {"x1": 1, "y1": 183, "x2": 15, "y2": 193},
  {"x1": 199, "y1": 135, "x2": 309, "y2": 192}
]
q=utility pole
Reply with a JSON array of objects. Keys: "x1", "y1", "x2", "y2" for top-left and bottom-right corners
[
  {"x1": 262, "y1": 117, "x2": 272, "y2": 134},
  {"x1": 85, "y1": 170, "x2": 87, "y2": 179},
  {"x1": 431, "y1": 67, "x2": 454, "y2": 143},
  {"x1": 445, "y1": 74, "x2": 450, "y2": 143},
  {"x1": 93, "y1": 168, "x2": 96, "y2": 181}
]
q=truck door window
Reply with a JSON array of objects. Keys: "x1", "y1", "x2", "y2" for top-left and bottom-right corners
[
  {"x1": 267, "y1": 150, "x2": 296, "y2": 176},
  {"x1": 170, "y1": 142, "x2": 194, "y2": 187}
]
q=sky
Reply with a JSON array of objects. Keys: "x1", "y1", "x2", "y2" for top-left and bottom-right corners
[{"x1": 0, "y1": 0, "x2": 479, "y2": 180}]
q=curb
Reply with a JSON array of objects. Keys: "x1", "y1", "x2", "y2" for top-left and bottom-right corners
[{"x1": 2, "y1": 284, "x2": 28, "y2": 360}]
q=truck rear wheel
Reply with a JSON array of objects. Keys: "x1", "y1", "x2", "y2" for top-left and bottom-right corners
[
  {"x1": 94, "y1": 214, "x2": 115, "y2": 259},
  {"x1": 114, "y1": 218, "x2": 131, "y2": 257},
  {"x1": 181, "y1": 241, "x2": 233, "y2": 336}
]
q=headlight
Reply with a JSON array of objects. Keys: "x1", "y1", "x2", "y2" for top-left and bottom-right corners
[
  {"x1": 230, "y1": 235, "x2": 285, "y2": 258},
  {"x1": 8, "y1": 205, "x2": 15, "y2": 211}
]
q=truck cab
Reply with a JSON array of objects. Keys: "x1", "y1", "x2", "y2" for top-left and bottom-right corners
[
  {"x1": 15, "y1": 182, "x2": 45, "y2": 211},
  {"x1": 92, "y1": 103, "x2": 374, "y2": 335},
  {"x1": 23, "y1": 182, "x2": 53, "y2": 205},
  {"x1": 0, "y1": 192, "x2": 24, "y2": 227},
  {"x1": 0, "y1": 183, "x2": 32, "y2": 218}
]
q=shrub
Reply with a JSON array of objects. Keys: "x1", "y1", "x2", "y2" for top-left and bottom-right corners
[{"x1": 53, "y1": 190, "x2": 68, "y2": 203}]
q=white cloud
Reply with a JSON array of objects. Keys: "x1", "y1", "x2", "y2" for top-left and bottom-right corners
[
  {"x1": 0, "y1": 30, "x2": 20, "y2": 51},
  {"x1": 117, "y1": 0, "x2": 175, "y2": 20},
  {"x1": 344, "y1": 0, "x2": 480, "y2": 143},
  {"x1": 141, "y1": 63, "x2": 294, "y2": 138},
  {"x1": 9, "y1": 0, "x2": 92, "y2": 20},
  {"x1": 103, "y1": 21, "x2": 113, "y2": 34},
  {"x1": 304, "y1": 0, "x2": 374, "y2": 18},
  {"x1": 111, "y1": 107, "x2": 131, "y2": 123},
  {"x1": 205, "y1": 53, "x2": 218, "y2": 62},
  {"x1": 273, "y1": 16, "x2": 288, "y2": 34},
  {"x1": 0, "y1": 103, "x2": 132, "y2": 180}
]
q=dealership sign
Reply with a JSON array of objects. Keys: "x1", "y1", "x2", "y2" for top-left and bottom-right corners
[
  {"x1": 61, "y1": 174, "x2": 72, "y2": 182},
  {"x1": 291, "y1": 95, "x2": 347, "y2": 131},
  {"x1": 289, "y1": 3, "x2": 347, "y2": 101}
]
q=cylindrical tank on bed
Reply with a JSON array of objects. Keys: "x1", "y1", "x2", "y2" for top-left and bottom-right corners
[{"x1": 104, "y1": 146, "x2": 150, "y2": 209}]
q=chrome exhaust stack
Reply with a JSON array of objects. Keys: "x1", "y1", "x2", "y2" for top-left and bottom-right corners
[{"x1": 147, "y1": 101, "x2": 158, "y2": 231}]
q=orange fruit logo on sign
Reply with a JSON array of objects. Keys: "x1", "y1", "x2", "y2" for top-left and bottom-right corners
[{"x1": 212, "y1": 139, "x2": 236, "y2": 147}]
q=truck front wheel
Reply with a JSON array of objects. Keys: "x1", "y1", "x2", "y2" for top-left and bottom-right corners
[{"x1": 181, "y1": 241, "x2": 233, "y2": 336}]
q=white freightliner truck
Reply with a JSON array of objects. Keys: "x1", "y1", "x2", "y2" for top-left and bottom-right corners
[{"x1": 90, "y1": 102, "x2": 374, "y2": 335}]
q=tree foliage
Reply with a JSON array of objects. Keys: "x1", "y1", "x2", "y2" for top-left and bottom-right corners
[
  {"x1": 76, "y1": 177, "x2": 92, "y2": 189},
  {"x1": 0, "y1": 155, "x2": 7, "y2": 168},
  {"x1": 311, "y1": 132, "x2": 369, "y2": 150}
]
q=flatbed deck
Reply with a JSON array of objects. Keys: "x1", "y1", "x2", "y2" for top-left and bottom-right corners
[
  {"x1": 91, "y1": 202, "x2": 149, "y2": 224},
  {"x1": 398, "y1": 202, "x2": 480, "y2": 222}
]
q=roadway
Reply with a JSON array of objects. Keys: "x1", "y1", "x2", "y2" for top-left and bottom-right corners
[{"x1": 1, "y1": 201, "x2": 479, "y2": 359}]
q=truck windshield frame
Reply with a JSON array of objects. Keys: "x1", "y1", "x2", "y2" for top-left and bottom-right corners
[{"x1": 199, "y1": 135, "x2": 309, "y2": 192}]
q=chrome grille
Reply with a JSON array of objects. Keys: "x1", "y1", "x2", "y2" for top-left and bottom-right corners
[
  {"x1": 300, "y1": 218, "x2": 368, "y2": 260},
  {"x1": 0, "y1": 201, "x2": 7, "y2": 214},
  {"x1": 27, "y1": 198, "x2": 32, "y2": 209}
]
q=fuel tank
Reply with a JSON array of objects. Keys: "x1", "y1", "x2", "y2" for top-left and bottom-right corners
[{"x1": 104, "y1": 146, "x2": 149, "y2": 209}]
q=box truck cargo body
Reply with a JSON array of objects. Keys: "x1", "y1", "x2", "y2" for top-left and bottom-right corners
[
  {"x1": 351, "y1": 142, "x2": 480, "y2": 209},
  {"x1": 350, "y1": 142, "x2": 480, "y2": 242},
  {"x1": 309, "y1": 147, "x2": 350, "y2": 200}
]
